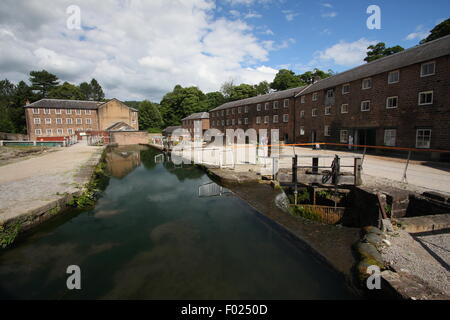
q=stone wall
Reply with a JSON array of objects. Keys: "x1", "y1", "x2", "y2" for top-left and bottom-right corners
[
  {"x1": 0, "y1": 132, "x2": 28, "y2": 141},
  {"x1": 110, "y1": 131, "x2": 149, "y2": 145}
]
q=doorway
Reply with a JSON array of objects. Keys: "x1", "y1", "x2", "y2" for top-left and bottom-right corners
[{"x1": 355, "y1": 129, "x2": 376, "y2": 147}]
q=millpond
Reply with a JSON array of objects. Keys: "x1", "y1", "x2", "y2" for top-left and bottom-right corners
[{"x1": 0, "y1": 145, "x2": 357, "y2": 299}]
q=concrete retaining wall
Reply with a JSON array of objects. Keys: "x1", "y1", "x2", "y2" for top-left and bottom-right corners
[
  {"x1": 110, "y1": 131, "x2": 149, "y2": 145},
  {"x1": 0, "y1": 132, "x2": 28, "y2": 141}
]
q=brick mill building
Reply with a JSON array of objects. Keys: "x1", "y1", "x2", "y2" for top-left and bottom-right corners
[
  {"x1": 24, "y1": 98, "x2": 139, "y2": 140},
  {"x1": 209, "y1": 87, "x2": 305, "y2": 144},
  {"x1": 181, "y1": 112, "x2": 210, "y2": 136},
  {"x1": 209, "y1": 35, "x2": 450, "y2": 159}
]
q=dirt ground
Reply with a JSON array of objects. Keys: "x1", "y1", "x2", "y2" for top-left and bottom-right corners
[{"x1": 0, "y1": 146, "x2": 57, "y2": 166}]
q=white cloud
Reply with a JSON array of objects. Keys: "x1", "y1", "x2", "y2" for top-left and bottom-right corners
[
  {"x1": 244, "y1": 11, "x2": 262, "y2": 19},
  {"x1": 405, "y1": 25, "x2": 430, "y2": 41},
  {"x1": 316, "y1": 38, "x2": 377, "y2": 67},
  {"x1": 322, "y1": 3, "x2": 333, "y2": 8},
  {"x1": 282, "y1": 10, "x2": 298, "y2": 22},
  {"x1": 225, "y1": 0, "x2": 273, "y2": 6},
  {"x1": 321, "y1": 12, "x2": 337, "y2": 18},
  {"x1": 0, "y1": 0, "x2": 278, "y2": 101}
]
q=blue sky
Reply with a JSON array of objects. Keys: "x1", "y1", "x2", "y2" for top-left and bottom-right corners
[
  {"x1": 215, "y1": 0, "x2": 448, "y2": 73},
  {"x1": 0, "y1": 0, "x2": 448, "y2": 101}
]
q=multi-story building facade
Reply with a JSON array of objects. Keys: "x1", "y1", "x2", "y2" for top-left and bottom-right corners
[
  {"x1": 209, "y1": 87, "x2": 305, "y2": 143},
  {"x1": 24, "y1": 98, "x2": 139, "y2": 140},
  {"x1": 181, "y1": 112, "x2": 210, "y2": 137},
  {"x1": 295, "y1": 35, "x2": 450, "y2": 158}
]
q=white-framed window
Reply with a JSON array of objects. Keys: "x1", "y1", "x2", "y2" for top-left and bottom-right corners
[
  {"x1": 66, "y1": 118, "x2": 73, "y2": 124},
  {"x1": 33, "y1": 118, "x2": 41, "y2": 124},
  {"x1": 44, "y1": 108, "x2": 50, "y2": 115},
  {"x1": 221, "y1": 110, "x2": 224, "y2": 116},
  {"x1": 420, "y1": 61, "x2": 435, "y2": 77},
  {"x1": 416, "y1": 129, "x2": 432, "y2": 149},
  {"x1": 300, "y1": 127, "x2": 305, "y2": 136},
  {"x1": 386, "y1": 96, "x2": 398, "y2": 109},
  {"x1": 76, "y1": 118, "x2": 82, "y2": 124},
  {"x1": 384, "y1": 129, "x2": 397, "y2": 147},
  {"x1": 283, "y1": 114, "x2": 289, "y2": 123},
  {"x1": 75, "y1": 109, "x2": 82, "y2": 115},
  {"x1": 273, "y1": 115, "x2": 279, "y2": 123},
  {"x1": 300, "y1": 96, "x2": 305, "y2": 104},
  {"x1": 256, "y1": 116, "x2": 261, "y2": 124},
  {"x1": 45, "y1": 118, "x2": 51, "y2": 124},
  {"x1": 257, "y1": 104, "x2": 261, "y2": 111},
  {"x1": 341, "y1": 104, "x2": 349, "y2": 114},
  {"x1": 312, "y1": 108, "x2": 318, "y2": 117},
  {"x1": 284, "y1": 99, "x2": 289, "y2": 108},
  {"x1": 312, "y1": 93, "x2": 318, "y2": 101},
  {"x1": 326, "y1": 89, "x2": 334, "y2": 98},
  {"x1": 45, "y1": 129, "x2": 52, "y2": 136},
  {"x1": 226, "y1": 119, "x2": 230, "y2": 125},
  {"x1": 244, "y1": 105, "x2": 248, "y2": 113},
  {"x1": 86, "y1": 128, "x2": 92, "y2": 131},
  {"x1": 264, "y1": 116, "x2": 269, "y2": 124},
  {"x1": 67, "y1": 128, "x2": 74, "y2": 135},
  {"x1": 324, "y1": 125, "x2": 331, "y2": 137},
  {"x1": 56, "y1": 118, "x2": 62, "y2": 124},
  {"x1": 55, "y1": 109, "x2": 62, "y2": 114},
  {"x1": 362, "y1": 78, "x2": 372, "y2": 90},
  {"x1": 226, "y1": 109, "x2": 230, "y2": 115},
  {"x1": 388, "y1": 70, "x2": 400, "y2": 84},
  {"x1": 361, "y1": 100, "x2": 371, "y2": 112},
  {"x1": 264, "y1": 103, "x2": 269, "y2": 110},
  {"x1": 238, "y1": 118, "x2": 242, "y2": 125},
  {"x1": 340, "y1": 130, "x2": 348, "y2": 143},
  {"x1": 273, "y1": 101, "x2": 279, "y2": 109},
  {"x1": 56, "y1": 128, "x2": 63, "y2": 135},
  {"x1": 342, "y1": 84, "x2": 350, "y2": 94},
  {"x1": 66, "y1": 109, "x2": 72, "y2": 115},
  {"x1": 85, "y1": 118, "x2": 92, "y2": 125},
  {"x1": 325, "y1": 106, "x2": 331, "y2": 115},
  {"x1": 238, "y1": 107, "x2": 242, "y2": 114},
  {"x1": 221, "y1": 120, "x2": 225, "y2": 126},
  {"x1": 32, "y1": 108, "x2": 40, "y2": 114},
  {"x1": 232, "y1": 118, "x2": 235, "y2": 125},
  {"x1": 244, "y1": 118, "x2": 248, "y2": 124},
  {"x1": 212, "y1": 120, "x2": 215, "y2": 126},
  {"x1": 418, "y1": 91, "x2": 433, "y2": 105},
  {"x1": 85, "y1": 110, "x2": 91, "y2": 115},
  {"x1": 35, "y1": 129, "x2": 42, "y2": 135},
  {"x1": 300, "y1": 110, "x2": 305, "y2": 118}
]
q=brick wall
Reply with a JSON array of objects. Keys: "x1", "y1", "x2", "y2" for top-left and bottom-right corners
[{"x1": 110, "y1": 131, "x2": 149, "y2": 145}]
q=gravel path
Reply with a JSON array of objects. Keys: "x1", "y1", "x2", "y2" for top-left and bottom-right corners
[
  {"x1": 380, "y1": 230, "x2": 450, "y2": 296},
  {"x1": 0, "y1": 142, "x2": 102, "y2": 224}
]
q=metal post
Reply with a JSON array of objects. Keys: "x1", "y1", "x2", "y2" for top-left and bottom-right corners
[
  {"x1": 312, "y1": 157, "x2": 319, "y2": 174},
  {"x1": 354, "y1": 158, "x2": 363, "y2": 186},
  {"x1": 361, "y1": 146, "x2": 367, "y2": 167},
  {"x1": 292, "y1": 155, "x2": 298, "y2": 184},
  {"x1": 402, "y1": 150, "x2": 412, "y2": 183}
]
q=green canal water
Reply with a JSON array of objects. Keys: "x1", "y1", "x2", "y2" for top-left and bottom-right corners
[{"x1": 0, "y1": 146, "x2": 357, "y2": 299}]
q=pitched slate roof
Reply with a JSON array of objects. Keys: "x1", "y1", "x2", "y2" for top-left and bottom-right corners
[
  {"x1": 105, "y1": 121, "x2": 136, "y2": 131},
  {"x1": 181, "y1": 112, "x2": 209, "y2": 121},
  {"x1": 162, "y1": 126, "x2": 181, "y2": 134},
  {"x1": 296, "y1": 34, "x2": 450, "y2": 96},
  {"x1": 210, "y1": 86, "x2": 307, "y2": 112},
  {"x1": 23, "y1": 98, "x2": 139, "y2": 112}
]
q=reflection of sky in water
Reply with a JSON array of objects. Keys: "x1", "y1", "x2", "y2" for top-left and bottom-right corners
[{"x1": 0, "y1": 146, "x2": 357, "y2": 300}]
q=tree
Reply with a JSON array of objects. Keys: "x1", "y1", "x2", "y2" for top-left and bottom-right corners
[
  {"x1": 220, "y1": 80, "x2": 235, "y2": 99},
  {"x1": 205, "y1": 92, "x2": 225, "y2": 110},
  {"x1": 138, "y1": 100, "x2": 163, "y2": 130},
  {"x1": 29, "y1": 70, "x2": 59, "y2": 98},
  {"x1": 364, "y1": 42, "x2": 404, "y2": 63},
  {"x1": 228, "y1": 84, "x2": 257, "y2": 101},
  {"x1": 159, "y1": 85, "x2": 208, "y2": 126},
  {"x1": 420, "y1": 18, "x2": 450, "y2": 44},
  {"x1": 48, "y1": 82, "x2": 83, "y2": 100},
  {"x1": 79, "y1": 82, "x2": 92, "y2": 100},
  {"x1": 270, "y1": 69, "x2": 303, "y2": 91},
  {"x1": 89, "y1": 78, "x2": 105, "y2": 101},
  {"x1": 254, "y1": 81, "x2": 270, "y2": 95},
  {"x1": 298, "y1": 68, "x2": 334, "y2": 85}
]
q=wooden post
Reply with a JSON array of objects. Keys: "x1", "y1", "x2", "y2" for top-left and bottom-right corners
[
  {"x1": 402, "y1": 151, "x2": 412, "y2": 183},
  {"x1": 312, "y1": 157, "x2": 319, "y2": 174},
  {"x1": 292, "y1": 155, "x2": 298, "y2": 184},
  {"x1": 354, "y1": 157, "x2": 362, "y2": 186}
]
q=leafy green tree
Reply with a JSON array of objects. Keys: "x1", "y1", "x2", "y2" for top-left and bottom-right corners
[
  {"x1": 254, "y1": 81, "x2": 270, "y2": 95},
  {"x1": 420, "y1": 18, "x2": 450, "y2": 44},
  {"x1": 48, "y1": 82, "x2": 84, "y2": 100},
  {"x1": 220, "y1": 80, "x2": 235, "y2": 99},
  {"x1": 229, "y1": 84, "x2": 257, "y2": 101},
  {"x1": 138, "y1": 100, "x2": 163, "y2": 130},
  {"x1": 90, "y1": 78, "x2": 105, "y2": 101},
  {"x1": 29, "y1": 70, "x2": 59, "y2": 98},
  {"x1": 364, "y1": 42, "x2": 404, "y2": 63},
  {"x1": 0, "y1": 105, "x2": 14, "y2": 133},
  {"x1": 205, "y1": 91, "x2": 225, "y2": 110},
  {"x1": 298, "y1": 68, "x2": 334, "y2": 84},
  {"x1": 160, "y1": 85, "x2": 208, "y2": 126},
  {"x1": 79, "y1": 82, "x2": 92, "y2": 100},
  {"x1": 270, "y1": 69, "x2": 303, "y2": 91}
]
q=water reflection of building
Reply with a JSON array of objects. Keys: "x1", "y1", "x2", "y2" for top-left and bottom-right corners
[{"x1": 106, "y1": 148, "x2": 141, "y2": 178}]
